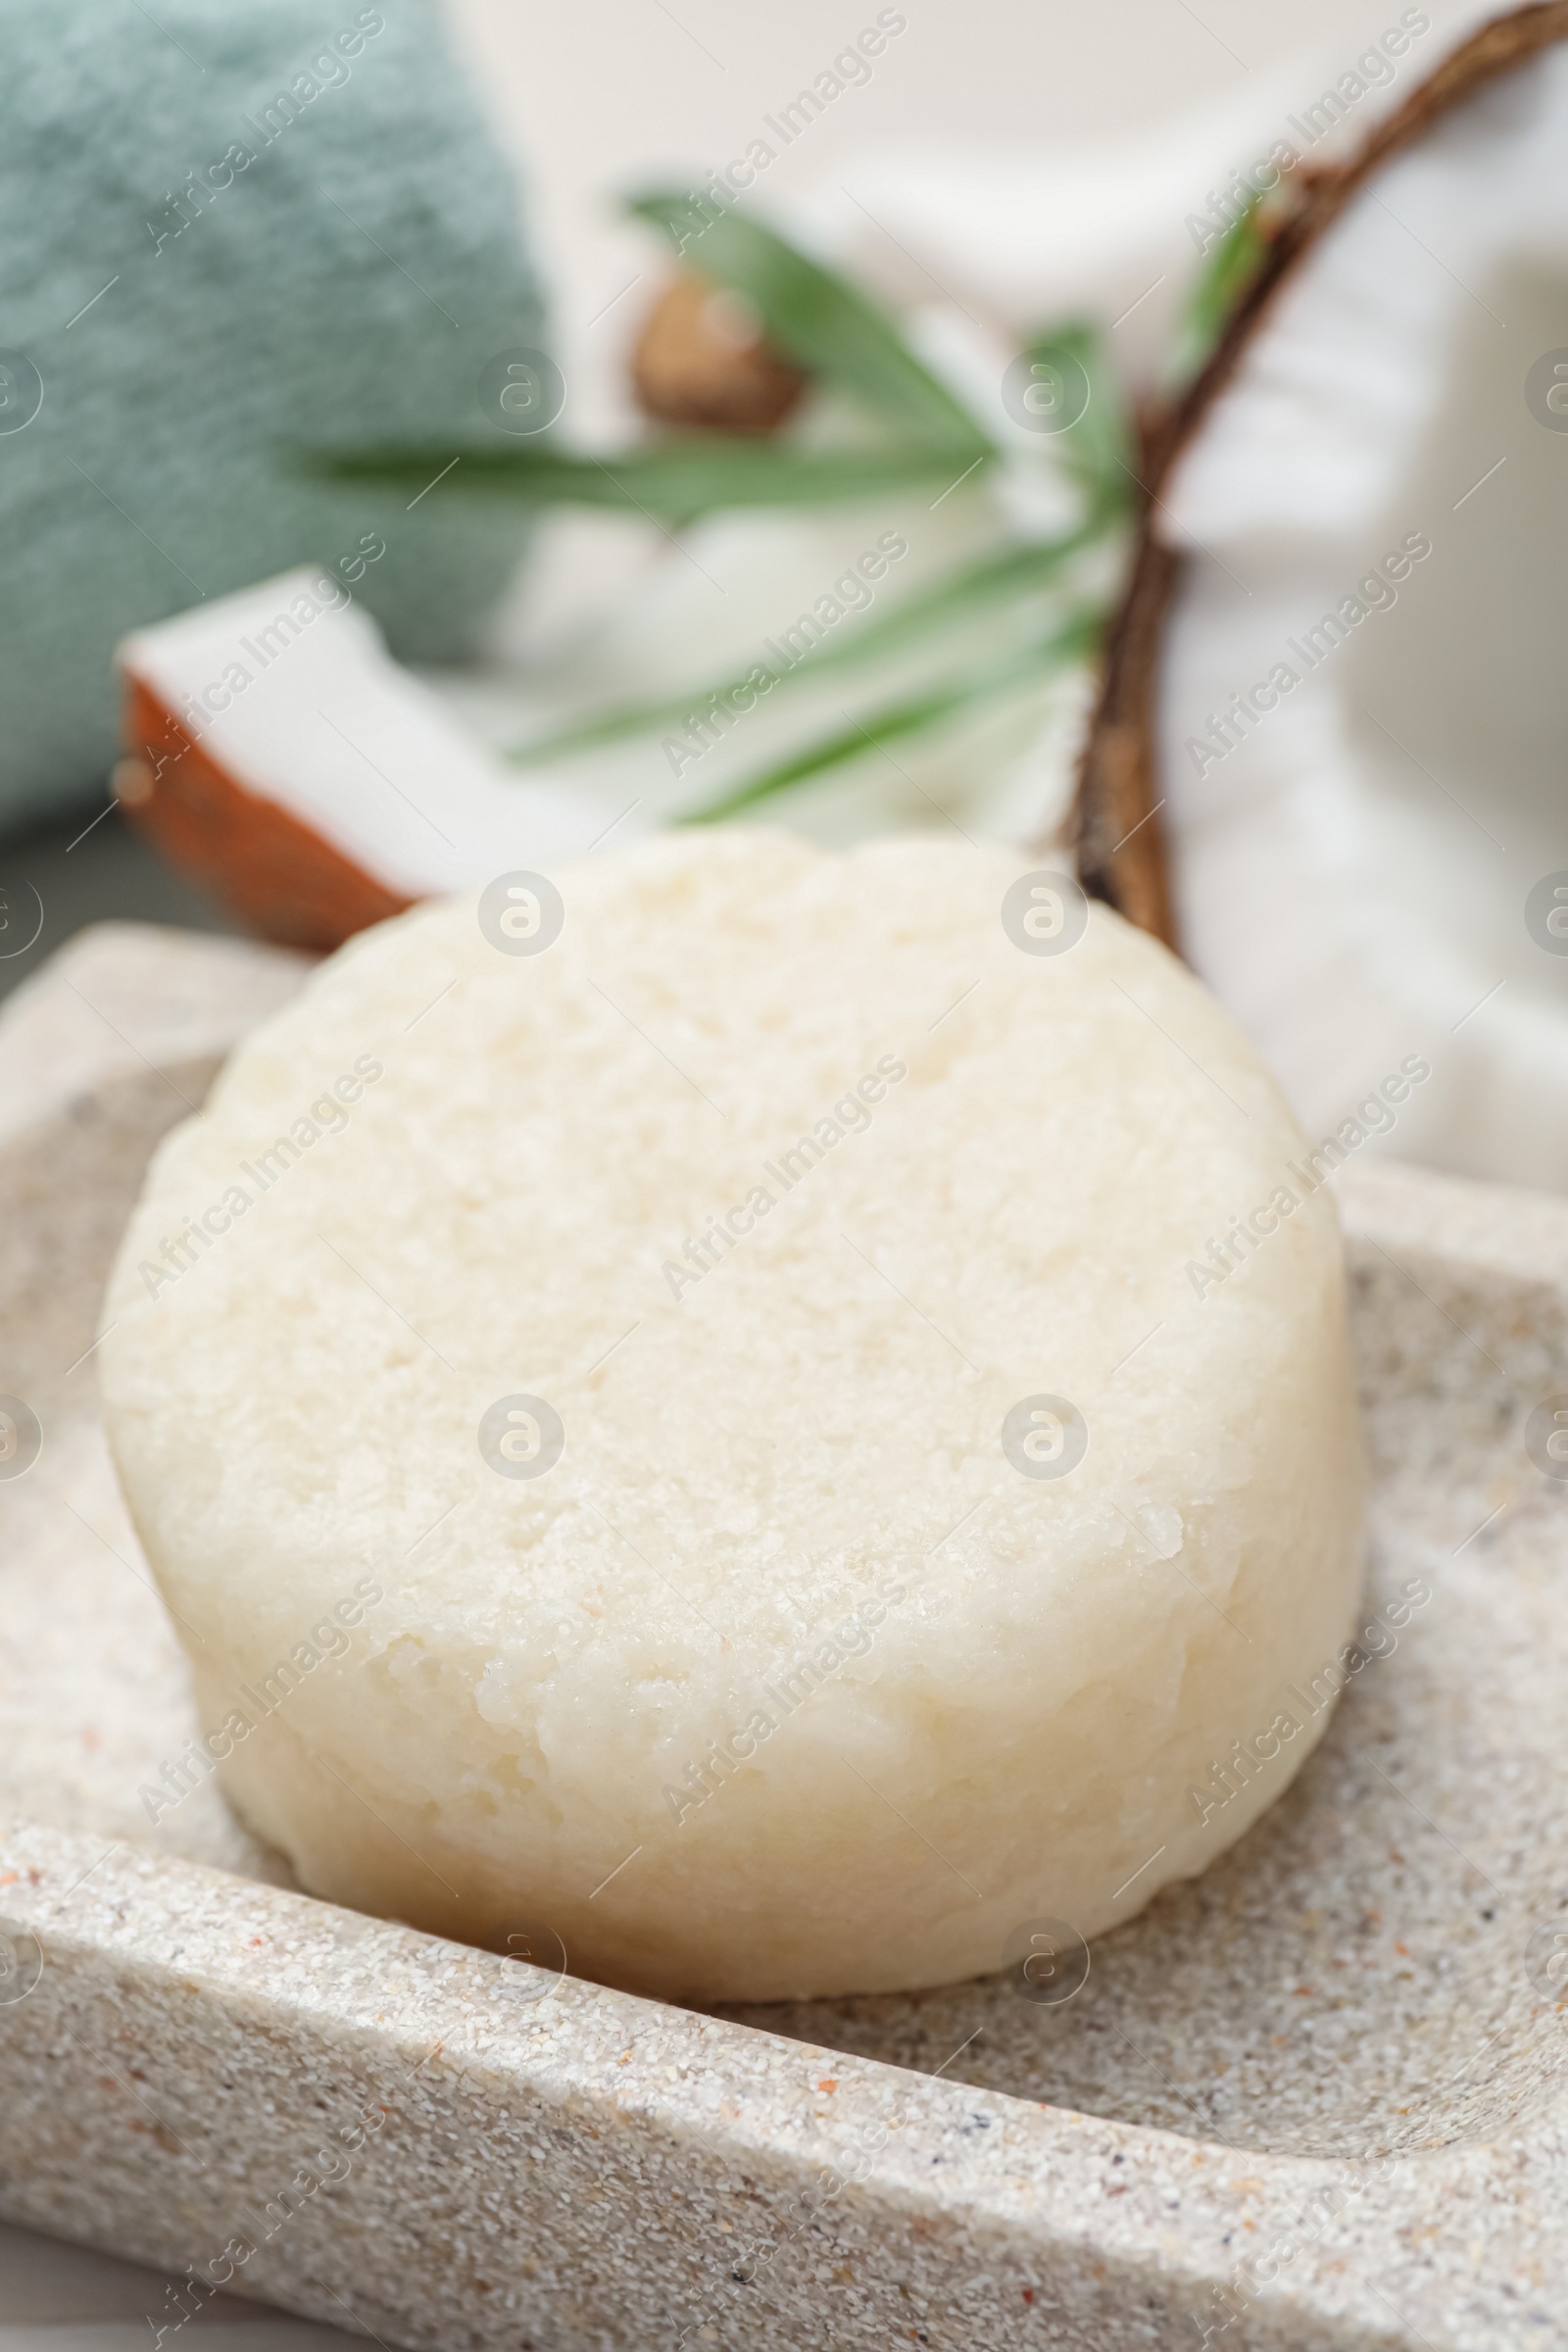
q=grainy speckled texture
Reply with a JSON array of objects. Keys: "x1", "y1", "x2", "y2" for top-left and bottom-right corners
[
  {"x1": 1, "y1": 924, "x2": 1565, "y2": 2351},
  {"x1": 97, "y1": 835, "x2": 1365, "y2": 2003}
]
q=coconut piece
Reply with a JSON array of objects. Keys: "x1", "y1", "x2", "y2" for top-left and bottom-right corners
[
  {"x1": 99, "y1": 829, "x2": 1363, "y2": 2004},
  {"x1": 632, "y1": 274, "x2": 808, "y2": 434},
  {"x1": 1069, "y1": 4, "x2": 1568, "y2": 1187},
  {"x1": 116, "y1": 568, "x2": 609, "y2": 953}
]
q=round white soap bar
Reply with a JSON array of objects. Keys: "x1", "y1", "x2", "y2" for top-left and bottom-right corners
[{"x1": 101, "y1": 831, "x2": 1364, "y2": 2002}]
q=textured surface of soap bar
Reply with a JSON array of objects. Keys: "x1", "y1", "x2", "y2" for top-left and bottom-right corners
[{"x1": 100, "y1": 831, "x2": 1364, "y2": 2001}]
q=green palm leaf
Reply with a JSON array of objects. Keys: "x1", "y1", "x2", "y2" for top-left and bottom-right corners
[
  {"x1": 1024, "y1": 320, "x2": 1133, "y2": 500},
  {"x1": 512, "y1": 523, "x2": 1112, "y2": 763},
  {"x1": 1166, "y1": 193, "x2": 1268, "y2": 386},
  {"x1": 629, "y1": 191, "x2": 990, "y2": 452},
  {"x1": 680, "y1": 610, "x2": 1101, "y2": 824},
  {"x1": 304, "y1": 439, "x2": 986, "y2": 517}
]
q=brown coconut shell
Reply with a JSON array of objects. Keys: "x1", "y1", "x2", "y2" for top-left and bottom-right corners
[
  {"x1": 632, "y1": 274, "x2": 809, "y2": 436},
  {"x1": 118, "y1": 678, "x2": 414, "y2": 953},
  {"x1": 1062, "y1": 0, "x2": 1568, "y2": 954}
]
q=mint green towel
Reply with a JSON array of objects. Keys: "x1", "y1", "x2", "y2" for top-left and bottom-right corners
[{"x1": 0, "y1": 0, "x2": 542, "y2": 826}]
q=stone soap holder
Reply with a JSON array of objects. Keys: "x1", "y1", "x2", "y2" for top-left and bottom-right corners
[{"x1": 0, "y1": 925, "x2": 1563, "y2": 2352}]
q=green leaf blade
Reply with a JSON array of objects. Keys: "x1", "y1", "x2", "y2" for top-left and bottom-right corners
[
  {"x1": 1167, "y1": 193, "x2": 1269, "y2": 387},
  {"x1": 629, "y1": 191, "x2": 992, "y2": 453},
  {"x1": 304, "y1": 439, "x2": 989, "y2": 518},
  {"x1": 511, "y1": 527, "x2": 1110, "y2": 765},
  {"x1": 1021, "y1": 320, "x2": 1135, "y2": 507},
  {"x1": 679, "y1": 609, "x2": 1102, "y2": 824}
]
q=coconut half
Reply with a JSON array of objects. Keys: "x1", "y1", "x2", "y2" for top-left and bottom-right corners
[{"x1": 1071, "y1": 3, "x2": 1568, "y2": 1190}]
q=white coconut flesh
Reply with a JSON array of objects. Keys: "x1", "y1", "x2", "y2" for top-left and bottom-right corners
[
  {"x1": 1160, "y1": 42, "x2": 1568, "y2": 1190},
  {"x1": 100, "y1": 831, "x2": 1363, "y2": 2003}
]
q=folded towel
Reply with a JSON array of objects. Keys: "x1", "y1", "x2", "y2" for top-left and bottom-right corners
[{"x1": 0, "y1": 0, "x2": 543, "y2": 828}]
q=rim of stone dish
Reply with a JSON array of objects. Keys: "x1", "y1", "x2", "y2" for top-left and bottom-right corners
[{"x1": 1060, "y1": 0, "x2": 1568, "y2": 953}]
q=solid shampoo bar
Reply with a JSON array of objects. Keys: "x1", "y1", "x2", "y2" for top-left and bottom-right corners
[{"x1": 100, "y1": 831, "x2": 1363, "y2": 2002}]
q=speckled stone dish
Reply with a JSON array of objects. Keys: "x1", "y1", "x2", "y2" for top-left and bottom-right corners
[{"x1": 0, "y1": 924, "x2": 1564, "y2": 2352}]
